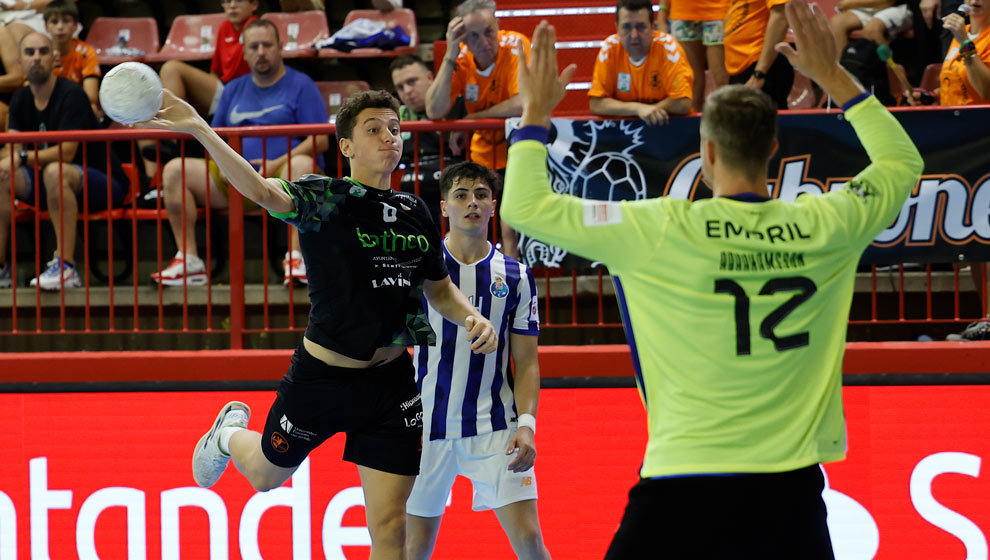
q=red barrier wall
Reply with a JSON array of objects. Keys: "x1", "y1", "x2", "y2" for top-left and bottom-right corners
[
  {"x1": 3, "y1": 386, "x2": 990, "y2": 558},
  {"x1": 1, "y1": 342, "x2": 989, "y2": 383}
]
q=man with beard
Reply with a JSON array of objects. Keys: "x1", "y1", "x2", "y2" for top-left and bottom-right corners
[
  {"x1": 151, "y1": 19, "x2": 328, "y2": 287},
  {"x1": 0, "y1": 31, "x2": 126, "y2": 290}
]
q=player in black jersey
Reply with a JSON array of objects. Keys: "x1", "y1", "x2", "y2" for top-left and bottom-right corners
[{"x1": 140, "y1": 88, "x2": 498, "y2": 559}]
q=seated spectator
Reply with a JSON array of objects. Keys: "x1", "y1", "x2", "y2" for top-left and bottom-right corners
[
  {"x1": 831, "y1": 0, "x2": 913, "y2": 57},
  {"x1": 724, "y1": 0, "x2": 794, "y2": 110},
  {"x1": 589, "y1": 0, "x2": 693, "y2": 125},
  {"x1": 0, "y1": 32, "x2": 127, "y2": 290},
  {"x1": 390, "y1": 54, "x2": 465, "y2": 227},
  {"x1": 2, "y1": 0, "x2": 63, "y2": 45},
  {"x1": 44, "y1": 0, "x2": 100, "y2": 118},
  {"x1": 0, "y1": 23, "x2": 24, "y2": 130},
  {"x1": 930, "y1": 0, "x2": 989, "y2": 105},
  {"x1": 151, "y1": 20, "x2": 328, "y2": 287},
  {"x1": 659, "y1": 0, "x2": 729, "y2": 113},
  {"x1": 138, "y1": 0, "x2": 258, "y2": 179},
  {"x1": 425, "y1": 0, "x2": 530, "y2": 257}
]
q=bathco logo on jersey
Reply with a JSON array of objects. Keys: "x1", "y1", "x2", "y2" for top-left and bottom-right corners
[{"x1": 355, "y1": 227, "x2": 430, "y2": 253}]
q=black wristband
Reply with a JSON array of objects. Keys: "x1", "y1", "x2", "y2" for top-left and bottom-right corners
[
  {"x1": 510, "y1": 125, "x2": 550, "y2": 145},
  {"x1": 752, "y1": 69, "x2": 767, "y2": 80},
  {"x1": 840, "y1": 92, "x2": 872, "y2": 112}
]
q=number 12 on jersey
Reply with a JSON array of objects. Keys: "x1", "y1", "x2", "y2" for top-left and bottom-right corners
[{"x1": 714, "y1": 277, "x2": 818, "y2": 356}]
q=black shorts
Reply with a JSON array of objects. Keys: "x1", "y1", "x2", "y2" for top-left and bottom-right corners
[
  {"x1": 261, "y1": 343, "x2": 423, "y2": 475},
  {"x1": 604, "y1": 465, "x2": 834, "y2": 560}
]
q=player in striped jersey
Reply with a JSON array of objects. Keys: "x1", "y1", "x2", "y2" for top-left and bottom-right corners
[{"x1": 406, "y1": 162, "x2": 549, "y2": 560}]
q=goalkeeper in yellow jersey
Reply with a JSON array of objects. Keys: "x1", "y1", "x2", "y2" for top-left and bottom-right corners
[{"x1": 501, "y1": 1, "x2": 923, "y2": 557}]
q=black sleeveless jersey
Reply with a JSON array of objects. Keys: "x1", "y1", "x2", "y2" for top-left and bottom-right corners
[{"x1": 271, "y1": 175, "x2": 447, "y2": 361}]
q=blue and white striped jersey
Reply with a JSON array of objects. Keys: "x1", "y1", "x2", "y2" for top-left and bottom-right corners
[{"x1": 414, "y1": 240, "x2": 540, "y2": 441}]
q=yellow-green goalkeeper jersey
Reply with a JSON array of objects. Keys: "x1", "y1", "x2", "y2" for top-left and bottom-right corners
[{"x1": 502, "y1": 96, "x2": 923, "y2": 478}]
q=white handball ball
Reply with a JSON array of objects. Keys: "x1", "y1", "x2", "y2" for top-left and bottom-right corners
[{"x1": 98, "y1": 62, "x2": 163, "y2": 125}]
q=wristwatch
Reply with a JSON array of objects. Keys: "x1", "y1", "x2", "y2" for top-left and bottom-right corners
[
  {"x1": 752, "y1": 69, "x2": 768, "y2": 80},
  {"x1": 18, "y1": 149, "x2": 27, "y2": 167}
]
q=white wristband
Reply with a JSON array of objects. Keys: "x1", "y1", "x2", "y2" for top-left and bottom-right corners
[{"x1": 517, "y1": 413, "x2": 536, "y2": 433}]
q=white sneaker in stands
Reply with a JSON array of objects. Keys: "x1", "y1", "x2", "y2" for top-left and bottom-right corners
[
  {"x1": 30, "y1": 256, "x2": 82, "y2": 290},
  {"x1": 151, "y1": 252, "x2": 207, "y2": 286}
]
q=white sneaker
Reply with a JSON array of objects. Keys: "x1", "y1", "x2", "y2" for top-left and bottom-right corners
[
  {"x1": 0, "y1": 263, "x2": 10, "y2": 288},
  {"x1": 151, "y1": 252, "x2": 207, "y2": 286},
  {"x1": 192, "y1": 401, "x2": 251, "y2": 488},
  {"x1": 29, "y1": 256, "x2": 82, "y2": 290},
  {"x1": 283, "y1": 250, "x2": 307, "y2": 285}
]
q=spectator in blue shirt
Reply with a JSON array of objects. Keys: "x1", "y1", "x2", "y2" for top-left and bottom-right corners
[{"x1": 150, "y1": 19, "x2": 329, "y2": 287}]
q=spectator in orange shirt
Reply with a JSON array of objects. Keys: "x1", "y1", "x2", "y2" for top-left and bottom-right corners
[
  {"x1": 589, "y1": 0, "x2": 693, "y2": 124},
  {"x1": 425, "y1": 0, "x2": 530, "y2": 257},
  {"x1": 935, "y1": 0, "x2": 990, "y2": 105},
  {"x1": 44, "y1": 0, "x2": 100, "y2": 118},
  {"x1": 658, "y1": 0, "x2": 730, "y2": 112},
  {"x1": 724, "y1": 0, "x2": 794, "y2": 109}
]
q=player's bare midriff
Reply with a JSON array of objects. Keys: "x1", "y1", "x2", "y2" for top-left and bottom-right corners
[{"x1": 303, "y1": 336, "x2": 406, "y2": 369}]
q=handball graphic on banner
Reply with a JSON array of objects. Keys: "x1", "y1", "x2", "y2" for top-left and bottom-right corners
[{"x1": 99, "y1": 62, "x2": 164, "y2": 125}]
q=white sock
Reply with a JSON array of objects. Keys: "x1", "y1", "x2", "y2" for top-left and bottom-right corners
[{"x1": 218, "y1": 426, "x2": 243, "y2": 456}]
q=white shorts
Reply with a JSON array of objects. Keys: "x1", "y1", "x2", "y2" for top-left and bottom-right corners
[
  {"x1": 406, "y1": 428, "x2": 538, "y2": 518},
  {"x1": 849, "y1": 5, "x2": 913, "y2": 37}
]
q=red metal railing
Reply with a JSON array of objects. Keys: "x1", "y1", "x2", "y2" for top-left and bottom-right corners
[{"x1": 0, "y1": 119, "x2": 986, "y2": 349}]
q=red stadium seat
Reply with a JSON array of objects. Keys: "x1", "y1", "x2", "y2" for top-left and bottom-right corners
[
  {"x1": 433, "y1": 39, "x2": 450, "y2": 73},
  {"x1": 495, "y1": 2, "x2": 616, "y2": 41},
  {"x1": 920, "y1": 62, "x2": 942, "y2": 92},
  {"x1": 555, "y1": 42, "x2": 601, "y2": 82},
  {"x1": 496, "y1": 0, "x2": 611, "y2": 8},
  {"x1": 315, "y1": 80, "x2": 371, "y2": 119},
  {"x1": 554, "y1": 87, "x2": 592, "y2": 116},
  {"x1": 85, "y1": 17, "x2": 160, "y2": 65},
  {"x1": 318, "y1": 8, "x2": 418, "y2": 59},
  {"x1": 145, "y1": 13, "x2": 227, "y2": 63},
  {"x1": 261, "y1": 11, "x2": 331, "y2": 58}
]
